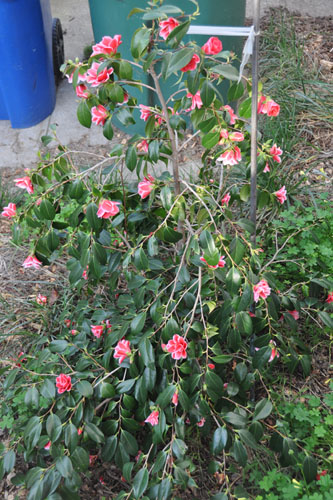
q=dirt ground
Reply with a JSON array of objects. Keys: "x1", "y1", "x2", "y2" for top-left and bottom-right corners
[{"x1": 0, "y1": 9, "x2": 332, "y2": 500}]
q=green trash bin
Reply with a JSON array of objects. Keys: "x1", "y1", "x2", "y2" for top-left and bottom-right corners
[{"x1": 88, "y1": 0, "x2": 246, "y2": 134}]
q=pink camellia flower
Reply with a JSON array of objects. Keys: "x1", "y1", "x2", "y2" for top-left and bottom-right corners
[
  {"x1": 91, "y1": 34, "x2": 122, "y2": 56},
  {"x1": 139, "y1": 104, "x2": 152, "y2": 122},
  {"x1": 86, "y1": 62, "x2": 113, "y2": 87},
  {"x1": 253, "y1": 279, "x2": 271, "y2": 303},
  {"x1": 22, "y1": 255, "x2": 42, "y2": 269},
  {"x1": 207, "y1": 363, "x2": 215, "y2": 370},
  {"x1": 223, "y1": 383, "x2": 228, "y2": 389},
  {"x1": 200, "y1": 256, "x2": 226, "y2": 269},
  {"x1": 224, "y1": 105, "x2": 238, "y2": 125},
  {"x1": 66, "y1": 67, "x2": 86, "y2": 84},
  {"x1": 55, "y1": 374, "x2": 72, "y2": 394},
  {"x1": 274, "y1": 186, "x2": 287, "y2": 204},
  {"x1": 202, "y1": 36, "x2": 222, "y2": 55},
  {"x1": 75, "y1": 84, "x2": 89, "y2": 99},
  {"x1": 165, "y1": 334, "x2": 188, "y2": 360},
  {"x1": 263, "y1": 163, "x2": 270, "y2": 173},
  {"x1": 270, "y1": 144, "x2": 283, "y2": 163},
  {"x1": 71, "y1": 329, "x2": 78, "y2": 335},
  {"x1": 172, "y1": 391, "x2": 179, "y2": 406},
  {"x1": 257, "y1": 96, "x2": 280, "y2": 117},
  {"x1": 91, "y1": 104, "x2": 108, "y2": 126},
  {"x1": 64, "y1": 319, "x2": 71, "y2": 327},
  {"x1": 89, "y1": 454, "x2": 98, "y2": 467},
  {"x1": 221, "y1": 192, "x2": 231, "y2": 207},
  {"x1": 137, "y1": 139, "x2": 149, "y2": 153},
  {"x1": 219, "y1": 129, "x2": 229, "y2": 141},
  {"x1": 77, "y1": 428, "x2": 83, "y2": 435},
  {"x1": 44, "y1": 441, "x2": 51, "y2": 451},
  {"x1": 82, "y1": 267, "x2": 88, "y2": 280},
  {"x1": 159, "y1": 17, "x2": 179, "y2": 40},
  {"x1": 249, "y1": 311, "x2": 256, "y2": 317},
  {"x1": 181, "y1": 53, "x2": 200, "y2": 72},
  {"x1": 114, "y1": 338, "x2": 131, "y2": 364},
  {"x1": 14, "y1": 176, "x2": 34, "y2": 194},
  {"x1": 138, "y1": 176, "x2": 154, "y2": 199},
  {"x1": 1, "y1": 202, "x2": 16, "y2": 217},
  {"x1": 145, "y1": 410, "x2": 159, "y2": 426},
  {"x1": 197, "y1": 417, "x2": 206, "y2": 427},
  {"x1": 119, "y1": 91, "x2": 129, "y2": 105},
  {"x1": 186, "y1": 91, "x2": 203, "y2": 111},
  {"x1": 218, "y1": 146, "x2": 242, "y2": 166},
  {"x1": 229, "y1": 131, "x2": 244, "y2": 142},
  {"x1": 97, "y1": 199, "x2": 120, "y2": 218},
  {"x1": 91, "y1": 325, "x2": 104, "y2": 338},
  {"x1": 326, "y1": 292, "x2": 333, "y2": 303},
  {"x1": 268, "y1": 341, "x2": 280, "y2": 363},
  {"x1": 36, "y1": 294, "x2": 47, "y2": 305}
]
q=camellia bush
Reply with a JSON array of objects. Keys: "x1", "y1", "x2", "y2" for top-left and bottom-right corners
[{"x1": 1, "y1": 1, "x2": 332, "y2": 499}]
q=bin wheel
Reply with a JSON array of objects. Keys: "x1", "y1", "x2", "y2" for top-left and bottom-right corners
[{"x1": 52, "y1": 18, "x2": 65, "y2": 85}]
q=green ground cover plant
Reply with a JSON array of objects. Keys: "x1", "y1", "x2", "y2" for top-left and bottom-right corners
[{"x1": 0, "y1": 2, "x2": 332, "y2": 499}]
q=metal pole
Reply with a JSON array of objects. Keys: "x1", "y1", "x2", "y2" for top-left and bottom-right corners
[{"x1": 250, "y1": 0, "x2": 260, "y2": 247}]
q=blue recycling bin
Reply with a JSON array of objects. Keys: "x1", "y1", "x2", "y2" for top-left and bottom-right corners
[{"x1": 0, "y1": 0, "x2": 56, "y2": 128}]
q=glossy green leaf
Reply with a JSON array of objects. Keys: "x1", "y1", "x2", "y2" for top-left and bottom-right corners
[
  {"x1": 133, "y1": 468, "x2": 149, "y2": 498},
  {"x1": 84, "y1": 422, "x2": 105, "y2": 444},
  {"x1": 56, "y1": 456, "x2": 73, "y2": 478},
  {"x1": 156, "y1": 384, "x2": 176, "y2": 409},
  {"x1": 76, "y1": 380, "x2": 93, "y2": 397},
  {"x1": 69, "y1": 180, "x2": 84, "y2": 200},
  {"x1": 202, "y1": 131, "x2": 220, "y2": 149},
  {"x1": 77, "y1": 99, "x2": 91, "y2": 128},
  {"x1": 86, "y1": 203, "x2": 102, "y2": 232},
  {"x1": 131, "y1": 311, "x2": 146, "y2": 334},
  {"x1": 303, "y1": 455, "x2": 317, "y2": 484},
  {"x1": 238, "y1": 429, "x2": 259, "y2": 450},
  {"x1": 235, "y1": 311, "x2": 253, "y2": 335},
  {"x1": 46, "y1": 413, "x2": 62, "y2": 442},
  {"x1": 211, "y1": 427, "x2": 228, "y2": 455},
  {"x1": 231, "y1": 439, "x2": 247, "y2": 466},
  {"x1": 39, "y1": 199, "x2": 55, "y2": 220},
  {"x1": 200, "y1": 80, "x2": 215, "y2": 107},
  {"x1": 65, "y1": 424, "x2": 78, "y2": 454},
  {"x1": 103, "y1": 118, "x2": 114, "y2": 140},
  {"x1": 226, "y1": 267, "x2": 242, "y2": 294},
  {"x1": 211, "y1": 64, "x2": 239, "y2": 81},
  {"x1": 134, "y1": 248, "x2": 149, "y2": 271},
  {"x1": 228, "y1": 81, "x2": 244, "y2": 101},
  {"x1": 125, "y1": 145, "x2": 137, "y2": 172},
  {"x1": 165, "y1": 48, "x2": 194, "y2": 78},
  {"x1": 253, "y1": 398, "x2": 273, "y2": 422},
  {"x1": 3, "y1": 450, "x2": 16, "y2": 473}
]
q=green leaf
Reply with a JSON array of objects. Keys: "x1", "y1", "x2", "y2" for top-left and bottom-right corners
[
  {"x1": 202, "y1": 131, "x2": 220, "y2": 149},
  {"x1": 69, "y1": 180, "x2": 84, "y2": 200},
  {"x1": 119, "y1": 60, "x2": 133, "y2": 79},
  {"x1": 131, "y1": 311, "x2": 146, "y2": 334},
  {"x1": 47, "y1": 230, "x2": 60, "y2": 252},
  {"x1": 56, "y1": 456, "x2": 73, "y2": 478},
  {"x1": 166, "y1": 20, "x2": 190, "y2": 44},
  {"x1": 253, "y1": 399, "x2": 273, "y2": 422},
  {"x1": 39, "y1": 199, "x2": 56, "y2": 220},
  {"x1": 134, "y1": 248, "x2": 149, "y2": 271},
  {"x1": 198, "y1": 116, "x2": 218, "y2": 134},
  {"x1": 120, "y1": 430, "x2": 138, "y2": 456},
  {"x1": 226, "y1": 267, "x2": 242, "y2": 294},
  {"x1": 156, "y1": 226, "x2": 183, "y2": 243},
  {"x1": 77, "y1": 99, "x2": 91, "y2": 128},
  {"x1": 235, "y1": 311, "x2": 253, "y2": 335},
  {"x1": 3, "y1": 450, "x2": 16, "y2": 473},
  {"x1": 147, "y1": 236, "x2": 158, "y2": 256},
  {"x1": 116, "y1": 107, "x2": 136, "y2": 126},
  {"x1": 148, "y1": 140, "x2": 159, "y2": 163},
  {"x1": 84, "y1": 422, "x2": 105, "y2": 444},
  {"x1": 210, "y1": 64, "x2": 239, "y2": 81},
  {"x1": 25, "y1": 387, "x2": 39, "y2": 407},
  {"x1": 76, "y1": 380, "x2": 93, "y2": 397},
  {"x1": 238, "y1": 97, "x2": 252, "y2": 118},
  {"x1": 239, "y1": 184, "x2": 251, "y2": 202},
  {"x1": 211, "y1": 427, "x2": 228, "y2": 455},
  {"x1": 210, "y1": 494, "x2": 228, "y2": 500},
  {"x1": 71, "y1": 447, "x2": 90, "y2": 472},
  {"x1": 93, "y1": 242, "x2": 107, "y2": 265},
  {"x1": 131, "y1": 27, "x2": 151, "y2": 59},
  {"x1": 156, "y1": 385, "x2": 176, "y2": 409},
  {"x1": 211, "y1": 355, "x2": 232, "y2": 364},
  {"x1": 139, "y1": 337, "x2": 155, "y2": 368},
  {"x1": 224, "y1": 412, "x2": 247, "y2": 428},
  {"x1": 152, "y1": 451, "x2": 167, "y2": 474},
  {"x1": 102, "y1": 435, "x2": 118, "y2": 462},
  {"x1": 206, "y1": 371, "x2": 223, "y2": 402},
  {"x1": 160, "y1": 186, "x2": 173, "y2": 211},
  {"x1": 228, "y1": 82, "x2": 244, "y2": 101},
  {"x1": 65, "y1": 424, "x2": 78, "y2": 454},
  {"x1": 133, "y1": 468, "x2": 149, "y2": 498},
  {"x1": 46, "y1": 413, "x2": 62, "y2": 442},
  {"x1": 231, "y1": 440, "x2": 247, "y2": 466},
  {"x1": 40, "y1": 379, "x2": 56, "y2": 400},
  {"x1": 24, "y1": 416, "x2": 42, "y2": 448},
  {"x1": 252, "y1": 346, "x2": 272, "y2": 369},
  {"x1": 49, "y1": 339, "x2": 69, "y2": 353},
  {"x1": 103, "y1": 118, "x2": 114, "y2": 140},
  {"x1": 200, "y1": 80, "x2": 215, "y2": 107},
  {"x1": 86, "y1": 203, "x2": 102, "y2": 232},
  {"x1": 303, "y1": 456, "x2": 317, "y2": 484},
  {"x1": 125, "y1": 145, "x2": 137, "y2": 172},
  {"x1": 143, "y1": 5, "x2": 183, "y2": 20},
  {"x1": 229, "y1": 237, "x2": 246, "y2": 265},
  {"x1": 165, "y1": 48, "x2": 194, "y2": 79},
  {"x1": 318, "y1": 311, "x2": 333, "y2": 328},
  {"x1": 238, "y1": 429, "x2": 259, "y2": 450}
]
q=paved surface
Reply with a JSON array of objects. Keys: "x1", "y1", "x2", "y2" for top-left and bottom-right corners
[{"x1": 0, "y1": 0, "x2": 332, "y2": 171}]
